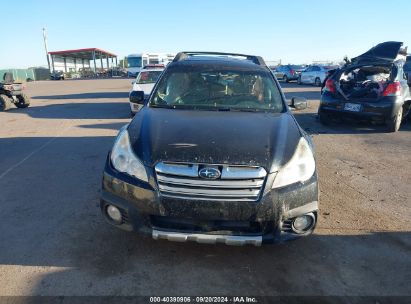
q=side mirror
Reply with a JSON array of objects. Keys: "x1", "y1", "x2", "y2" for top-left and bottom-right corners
[
  {"x1": 290, "y1": 97, "x2": 308, "y2": 110},
  {"x1": 131, "y1": 80, "x2": 136, "y2": 85},
  {"x1": 129, "y1": 90, "x2": 145, "y2": 104}
]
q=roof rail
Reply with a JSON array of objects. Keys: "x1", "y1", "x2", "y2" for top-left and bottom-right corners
[{"x1": 173, "y1": 51, "x2": 266, "y2": 66}]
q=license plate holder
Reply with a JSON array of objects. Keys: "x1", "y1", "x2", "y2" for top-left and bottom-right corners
[{"x1": 344, "y1": 103, "x2": 361, "y2": 112}]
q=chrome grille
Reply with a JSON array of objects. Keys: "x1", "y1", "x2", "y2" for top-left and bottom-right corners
[{"x1": 155, "y1": 162, "x2": 267, "y2": 202}]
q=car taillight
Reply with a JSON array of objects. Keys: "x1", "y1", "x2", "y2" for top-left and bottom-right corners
[
  {"x1": 383, "y1": 82, "x2": 401, "y2": 96},
  {"x1": 324, "y1": 78, "x2": 335, "y2": 93},
  {"x1": 290, "y1": 69, "x2": 295, "y2": 75}
]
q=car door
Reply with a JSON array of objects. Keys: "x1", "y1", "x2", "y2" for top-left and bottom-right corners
[
  {"x1": 319, "y1": 67, "x2": 329, "y2": 82},
  {"x1": 398, "y1": 66, "x2": 411, "y2": 101},
  {"x1": 301, "y1": 66, "x2": 312, "y2": 83},
  {"x1": 404, "y1": 58, "x2": 411, "y2": 85},
  {"x1": 275, "y1": 66, "x2": 284, "y2": 79},
  {"x1": 311, "y1": 66, "x2": 321, "y2": 83}
]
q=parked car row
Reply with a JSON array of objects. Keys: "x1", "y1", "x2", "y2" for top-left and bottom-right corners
[
  {"x1": 272, "y1": 64, "x2": 338, "y2": 86},
  {"x1": 113, "y1": 44, "x2": 410, "y2": 248},
  {"x1": 50, "y1": 67, "x2": 128, "y2": 80}
]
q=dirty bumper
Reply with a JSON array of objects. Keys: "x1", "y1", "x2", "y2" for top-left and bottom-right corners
[
  {"x1": 320, "y1": 94, "x2": 401, "y2": 121},
  {"x1": 100, "y1": 159, "x2": 319, "y2": 245}
]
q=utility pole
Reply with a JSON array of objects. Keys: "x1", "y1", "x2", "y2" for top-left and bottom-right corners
[{"x1": 42, "y1": 27, "x2": 51, "y2": 71}]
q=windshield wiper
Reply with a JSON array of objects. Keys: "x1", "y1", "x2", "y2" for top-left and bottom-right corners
[
  {"x1": 150, "y1": 104, "x2": 270, "y2": 112},
  {"x1": 232, "y1": 108, "x2": 274, "y2": 113},
  {"x1": 150, "y1": 104, "x2": 176, "y2": 109},
  {"x1": 150, "y1": 104, "x2": 215, "y2": 110},
  {"x1": 235, "y1": 108, "x2": 259, "y2": 112}
]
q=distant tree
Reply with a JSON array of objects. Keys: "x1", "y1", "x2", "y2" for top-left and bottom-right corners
[{"x1": 119, "y1": 57, "x2": 128, "y2": 68}]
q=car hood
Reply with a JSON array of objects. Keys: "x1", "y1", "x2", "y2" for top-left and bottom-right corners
[
  {"x1": 132, "y1": 83, "x2": 155, "y2": 95},
  {"x1": 351, "y1": 41, "x2": 403, "y2": 65},
  {"x1": 127, "y1": 108, "x2": 302, "y2": 172}
]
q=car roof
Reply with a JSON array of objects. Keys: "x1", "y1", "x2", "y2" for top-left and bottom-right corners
[
  {"x1": 140, "y1": 67, "x2": 165, "y2": 72},
  {"x1": 167, "y1": 55, "x2": 269, "y2": 72}
]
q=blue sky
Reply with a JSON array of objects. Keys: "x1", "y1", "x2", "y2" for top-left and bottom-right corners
[{"x1": 1, "y1": 0, "x2": 410, "y2": 68}]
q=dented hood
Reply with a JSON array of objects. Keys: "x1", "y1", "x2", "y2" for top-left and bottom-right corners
[
  {"x1": 127, "y1": 107, "x2": 302, "y2": 171},
  {"x1": 351, "y1": 41, "x2": 403, "y2": 64}
]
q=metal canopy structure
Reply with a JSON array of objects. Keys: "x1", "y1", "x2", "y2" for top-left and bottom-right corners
[{"x1": 48, "y1": 48, "x2": 118, "y2": 75}]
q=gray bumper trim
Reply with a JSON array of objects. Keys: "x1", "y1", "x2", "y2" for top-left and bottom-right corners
[
  {"x1": 152, "y1": 229, "x2": 262, "y2": 246},
  {"x1": 284, "y1": 201, "x2": 318, "y2": 219}
]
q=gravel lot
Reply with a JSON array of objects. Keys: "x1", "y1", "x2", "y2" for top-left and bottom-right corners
[{"x1": 0, "y1": 79, "x2": 410, "y2": 297}]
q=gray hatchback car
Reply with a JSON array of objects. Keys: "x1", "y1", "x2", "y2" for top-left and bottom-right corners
[{"x1": 274, "y1": 65, "x2": 305, "y2": 82}]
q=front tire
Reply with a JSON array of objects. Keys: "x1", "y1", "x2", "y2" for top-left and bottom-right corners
[
  {"x1": 283, "y1": 75, "x2": 289, "y2": 83},
  {"x1": 315, "y1": 77, "x2": 321, "y2": 87},
  {"x1": 15, "y1": 94, "x2": 30, "y2": 108},
  {"x1": 386, "y1": 106, "x2": 403, "y2": 132},
  {"x1": 297, "y1": 76, "x2": 302, "y2": 85},
  {"x1": 0, "y1": 94, "x2": 12, "y2": 111}
]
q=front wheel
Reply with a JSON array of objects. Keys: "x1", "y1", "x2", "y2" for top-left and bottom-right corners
[
  {"x1": 314, "y1": 77, "x2": 321, "y2": 87},
  {"x1": 297, "y1": 76, "x2": 302, "y2": 85},
  {"x1": 15, "y1": 94, "x2": 30, "y2": 108},
  {"x1": 0, "y1": 94, "x2": 13, "y2": 111},
  {"x1": 283, "y1": 75, "x2": 289, "y2": 83},
  {"x1": 386, "y1": 106, "x2": 403, "y2": 132}
]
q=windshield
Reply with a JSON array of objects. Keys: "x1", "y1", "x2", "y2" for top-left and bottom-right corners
[
  {"x1": 128, "y1": 56, "x2": 142, "y2": 68},
  {"x1": 150, "y1": 69, "x2": 284, "y2": 112},
  {"x1": 136, "y1": 71, "x2": 163, "y2": 84}
]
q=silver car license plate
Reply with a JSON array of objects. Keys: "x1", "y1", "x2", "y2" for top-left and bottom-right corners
[{"x1": 344, "y1": 103, "x2": 361, "y2": 112}]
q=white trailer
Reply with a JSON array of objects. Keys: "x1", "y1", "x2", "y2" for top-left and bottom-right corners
[{"x1": 126, "y1": 53, "x2": 175, "y2": 77}]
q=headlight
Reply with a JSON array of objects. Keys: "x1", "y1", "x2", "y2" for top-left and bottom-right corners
[
  {"x1": 110, "y1": 126, "x2": 148, "y2": 182},
  {"x1": 272, "y1": 137, "x2": 315, "y2": 189}
]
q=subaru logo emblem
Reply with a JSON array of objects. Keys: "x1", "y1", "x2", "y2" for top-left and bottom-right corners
[{"x1": 199, "y1": 167, "x2": 221, "y2": 179}]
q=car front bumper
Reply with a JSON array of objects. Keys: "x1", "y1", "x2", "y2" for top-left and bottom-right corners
[
  {"x1": 100, "y1": 156, "x2": 319, "y2": 246},
  {"x1": 288, "y1": 74, "x2": 300, "y2": 81}
]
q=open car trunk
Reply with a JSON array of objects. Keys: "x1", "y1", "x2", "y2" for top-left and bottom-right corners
[
  {"x1": 333, "y1": 41, "x2": 407, "y2": 101},
  {"x1": 335, "y1": 64, "x2": 394, "y2": 101},
  {"x1": 350, "y1": 41, "x2": 405, "y2": 65}
]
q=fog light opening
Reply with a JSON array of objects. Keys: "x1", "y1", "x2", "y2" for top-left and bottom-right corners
[
  {"x1": 292, "y1": 213, "x2": 315, "y2": 234},
  {"x1": 106, "y1": 205, "x2": 123, "y2": 224}
]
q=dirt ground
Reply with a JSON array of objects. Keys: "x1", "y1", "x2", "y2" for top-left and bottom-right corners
[{"x1": 0, "y1": 79, "x2": 410, "y2": 298}]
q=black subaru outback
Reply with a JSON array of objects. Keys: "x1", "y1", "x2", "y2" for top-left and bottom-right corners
[{"x1": 101, "y1": 52, "x2": 319, "y2": 246}]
